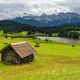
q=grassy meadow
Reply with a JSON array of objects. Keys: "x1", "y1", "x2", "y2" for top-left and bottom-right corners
[{"x1": 0, "y1": 37, "x2": 80, "y2": 80}]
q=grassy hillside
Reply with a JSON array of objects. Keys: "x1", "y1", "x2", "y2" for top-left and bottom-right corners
[{"x1": 0, "y1": 37, "x2": 80, "y2": 80}]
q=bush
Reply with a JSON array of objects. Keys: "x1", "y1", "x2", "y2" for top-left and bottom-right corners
[{"x1": 45, "y1": 39, "x2": 49, "y2": 42}]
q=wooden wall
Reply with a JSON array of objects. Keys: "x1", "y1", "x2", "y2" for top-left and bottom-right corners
[{"x1": 1, "y1": 48, "x2": 21, "y2": 64}]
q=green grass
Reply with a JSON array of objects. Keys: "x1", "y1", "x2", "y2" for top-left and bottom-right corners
[{"x1": 0, "y1": 37, "x2": 80, "y2": 80}]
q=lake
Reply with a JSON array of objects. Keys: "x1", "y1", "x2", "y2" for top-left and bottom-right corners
[{"x1": 36, "y1": 36, "x2": 80, "y2": 44}]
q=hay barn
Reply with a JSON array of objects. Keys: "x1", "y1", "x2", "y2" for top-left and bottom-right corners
[{"x1": 0, "y1": 42, "x2": 34, "y2": 64}]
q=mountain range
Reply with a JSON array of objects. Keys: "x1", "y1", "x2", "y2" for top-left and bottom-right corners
[{"x1": 13, "y1": 12, "x2": 80, "y2": 27}]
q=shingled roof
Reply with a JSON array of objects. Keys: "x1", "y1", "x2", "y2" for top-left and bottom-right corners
[{"x1": 1, "y1": 42, "x2": 35, "y2": 58}]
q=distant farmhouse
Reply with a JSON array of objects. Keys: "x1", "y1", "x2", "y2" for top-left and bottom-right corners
[{"x1": 0, "y1": 42, "x2": 35, "y2": 64}]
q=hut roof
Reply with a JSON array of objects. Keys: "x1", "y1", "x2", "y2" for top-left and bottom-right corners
[{"x1": 0, "y1": 42, "x2": 35, "y2": 58}]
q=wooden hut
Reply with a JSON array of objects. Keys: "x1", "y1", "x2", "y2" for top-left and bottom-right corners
[
  {"x1": 34, "y1": 42, "x2": 40, "y2": 47},
  {"x1": 0, "y1": 42, "x2": 34, "y2": 64}
]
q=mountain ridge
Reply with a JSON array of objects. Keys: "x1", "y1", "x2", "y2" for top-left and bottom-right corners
[{"x1": 13, "y1": 12, "x2": 80, "y2": 27}]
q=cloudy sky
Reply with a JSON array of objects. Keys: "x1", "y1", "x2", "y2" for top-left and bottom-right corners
[{"x1": 0, "y1": 0, "x2": 80, "y2": 20}]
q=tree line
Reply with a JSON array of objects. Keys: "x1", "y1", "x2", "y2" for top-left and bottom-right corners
[{"x1": 0, "y1": 20, "x2": 80, "y2": 39}]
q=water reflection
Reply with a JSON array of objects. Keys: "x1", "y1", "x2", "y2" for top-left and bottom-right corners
[{"x1": 36, "y1": 36, "x2": 80, "y2": 43}]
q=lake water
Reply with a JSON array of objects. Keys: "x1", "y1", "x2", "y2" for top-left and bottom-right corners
[{"x1": 36, "y1": 36, "x2": 80, "y2": 44}]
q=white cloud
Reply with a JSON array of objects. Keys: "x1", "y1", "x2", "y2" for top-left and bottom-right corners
[{"x1": 0, "y1": 0, "x2": 80, "y2": 20}]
